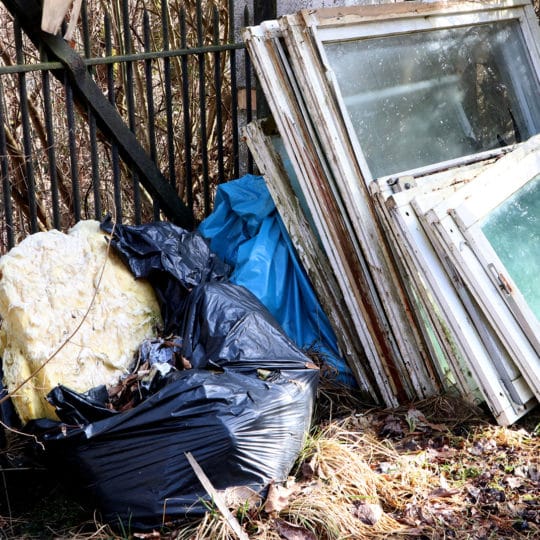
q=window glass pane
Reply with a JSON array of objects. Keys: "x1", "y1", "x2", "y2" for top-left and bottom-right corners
[
  {"x1": 481, "y1": 175, "x2": 540, "y2": 320},
  {"x1": 325, "y1": 21, "x2": 540, "y2": 178}
]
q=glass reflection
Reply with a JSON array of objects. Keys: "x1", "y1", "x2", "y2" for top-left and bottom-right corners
[
  {"x1": 481, "y1": 175, "x2": 540, "y2": 321},
  {"x1": 325, "y1": 21, "x2": 540, "y2": 178}
]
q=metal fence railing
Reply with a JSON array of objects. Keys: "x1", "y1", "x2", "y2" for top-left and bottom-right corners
[{"x1": 0, "y1": 0, "x2": 259, "y2": 253}]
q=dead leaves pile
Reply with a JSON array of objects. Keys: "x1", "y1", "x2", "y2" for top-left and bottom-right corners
[
  {"x1": 4, "y1": 392, "x2": 540, "y2": 539},
  {"x1": 169, "y1": 397, "x2": 540, "y2": 540}
]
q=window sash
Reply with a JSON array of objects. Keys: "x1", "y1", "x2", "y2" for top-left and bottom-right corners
[{"x1": 305, "y1": 0, "x2": 540, "y2": 182}]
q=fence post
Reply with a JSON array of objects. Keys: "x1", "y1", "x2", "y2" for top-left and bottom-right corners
[{"x1": 253, "y1": 0, "x2": 276, "y2": 119}]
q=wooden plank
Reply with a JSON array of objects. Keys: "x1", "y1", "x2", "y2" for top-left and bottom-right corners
[
  {"x1": 185, "y1": 452, "x2": 250, "y2": 540},
  {"x1": 63, "y1": 0, "x2": 82, "y2": 41},
  {"x1": 301, "y1": 0, "x2": 530, "y2": 29},
  {"x1": 41, "y1": 0, "x2": 72, "y2": 35}
]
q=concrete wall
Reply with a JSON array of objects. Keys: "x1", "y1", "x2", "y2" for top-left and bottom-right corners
[
  {"x1": 235, "y1": 1, "x2": 352, "y2": 35},
  {"x1": 235, "y1": 0, "x2": 396, "y2": 38}
]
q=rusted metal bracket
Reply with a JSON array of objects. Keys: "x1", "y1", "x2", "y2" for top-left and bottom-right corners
[{"x1": 2, "y1": 0, "x2": 194, "y2": 229}]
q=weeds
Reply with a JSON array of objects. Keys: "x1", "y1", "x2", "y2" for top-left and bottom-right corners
[{"x1": 1, "y1": 393, "x2": 539, "y2": 539}]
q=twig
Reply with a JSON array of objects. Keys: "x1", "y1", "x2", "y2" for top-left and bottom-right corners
[
  {"x1": 1, "y1": 467, "x2": 11, "y2": 529},
  {"x1": 185, "y1": 451, "x2": 250, "y2": 540},
  {"x1": 0, "y1": 419, "x2": 44, "y2": 450}
]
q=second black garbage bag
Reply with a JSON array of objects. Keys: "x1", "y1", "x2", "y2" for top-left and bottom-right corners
[
  {"x1": 27, "y1": 221, "x2": 319, "y2": 531},
  {"x1": 100, "y1": 216, "x2": 231, "y2": 333}
]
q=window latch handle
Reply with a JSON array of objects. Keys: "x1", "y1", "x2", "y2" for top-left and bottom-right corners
[{"x1": 488, "y1": 263, "x2": 513, "y2": 295}]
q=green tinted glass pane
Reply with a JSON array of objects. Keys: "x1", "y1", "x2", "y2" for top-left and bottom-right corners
[
  {"x1": 481, "y1": 176, "x2": 540, "y2": 321},
  {"x1": 325, "y1": 21, "x2": 540, "y2": 178}
]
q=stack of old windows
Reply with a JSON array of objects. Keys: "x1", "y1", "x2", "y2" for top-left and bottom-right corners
[{"x1": 243, "y1": 0, "x2": 540, "y2": 425}]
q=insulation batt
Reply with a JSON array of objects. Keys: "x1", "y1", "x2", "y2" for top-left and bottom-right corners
[{"x1": 0, "y1": 220, "x2": 162, "y2": 424}]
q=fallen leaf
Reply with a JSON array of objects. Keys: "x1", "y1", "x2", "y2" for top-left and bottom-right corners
[
  {"x1": 300, "y1": 458, "x2": 315, "y2": 481},
  {"x1": 505, "y1": 502, "x2": 526, "y2": 517},
  {"x1": 352, "y1": 413, "x2": 375, "y2": 430},
  {"x1": 468, "y1": 438, "x2": 497, "y2": 456},
  {"x1": 378, "y1": 461, "x2": 398, "y2": 474},
  {"x1": 220, "y1": 485, "x2": 262, "y2": 510},
  {"x1": 427, "y1": 447, "x2": 457, "y2": 461},
  {"x1": 481, "y1": 487, "x2": 506, "y2": 503},
  {"x1": 406, "y1": 409, "x2": 447, "y2": 432},
  {"x1": 439, "y1": 474, "x2": 449, "y2": 490},
  {"x1": 466, "y1": 486, "x2": 481, "y2": 502},
  {"x1": 504, "y1": 475, "x2": 524, "y2": 489},
  {"x1": 274, "y1": 518, "x2": 317, "y2": 540},
  {"x1": 264, "y1": 482, "x2": 298, "y2": 514},
  {"x1": 528, "y1": 465, "x2": 540, "y2": 482},
  {"x1": 380, "y1": 415, "x2": 405, "y2": 438},
  {"x1": 352, "y1": 502, "x2": 384, "y2": 525},
  {"x1": 428, "y1": 487, "x2": 460, "y2": 499}
]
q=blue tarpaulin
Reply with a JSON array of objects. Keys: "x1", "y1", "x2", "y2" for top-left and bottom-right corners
[{"x1": 199, "y1": 175, "x2": 355, "y2": 386}]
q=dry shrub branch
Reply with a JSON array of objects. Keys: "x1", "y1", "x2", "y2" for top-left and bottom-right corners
[{"x1": 0, "y1": 0, "x2": 234, "y2": 252}]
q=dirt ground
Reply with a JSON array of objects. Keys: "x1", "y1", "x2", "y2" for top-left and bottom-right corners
[{"x1": 1, "y1": 389, "x2": 539, "y2": 539}]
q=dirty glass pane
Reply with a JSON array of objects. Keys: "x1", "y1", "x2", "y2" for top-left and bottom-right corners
[
  {"x1": 481, "y1": 175, "x2": 540, "y2": 321},
  {"x1": 325, "y1": 21, "x2": 540, "y2": 178}
]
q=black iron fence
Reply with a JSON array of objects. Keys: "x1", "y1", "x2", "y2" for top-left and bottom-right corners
[{"x1": 0, "y1": 0, "x2": 263, "y2": 253}]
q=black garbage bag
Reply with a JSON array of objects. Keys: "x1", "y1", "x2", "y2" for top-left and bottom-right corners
[
  {"x1": 47, "y1": 385, "x2": 116, "y2": 425},
  {"x1": 29, "y1": 367, "x2": 317, "y2": 530},
  {"x1": 181, "y1": 281, "x2": 317, "y2": 372},
  {"x1": 26, "y1": 278, "x2": 319, "y2": 530},
  {"x1": 100, "y1": 217, "x2": 230, "y2": 333}
]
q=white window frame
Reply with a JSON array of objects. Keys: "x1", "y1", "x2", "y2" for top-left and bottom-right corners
[
  {"x1": 372, "y1": 162, "x2": 536, "y2": 425},
  {"x1": 244, "y1": 1, "x2": 540, "y2": 424},
  {"x1": 305, "y1": 0, "x2": 540, "y2": 183},
  {"x1": 423, "y1": 135, "x2": 540, "y2": 357},
  {"x1": 246, "y1": 16, "x2": 442, "y2": 405}
]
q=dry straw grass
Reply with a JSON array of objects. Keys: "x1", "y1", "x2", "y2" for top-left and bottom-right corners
[
  {"x1": 1, "y1": 390, "x2": 540, "y2": 539},
  {"x1": 160, "y1": 393, "x2": 540, "y2": 540}
]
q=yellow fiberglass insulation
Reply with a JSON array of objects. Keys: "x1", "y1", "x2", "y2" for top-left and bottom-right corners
[{"x1": 0, "y1": 220, "x2": 162, "y2": 424}]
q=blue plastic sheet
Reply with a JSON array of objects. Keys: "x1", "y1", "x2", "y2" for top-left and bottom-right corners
[{"x1": 199, "y1": 175, "x2": 355, "y2": 386}]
